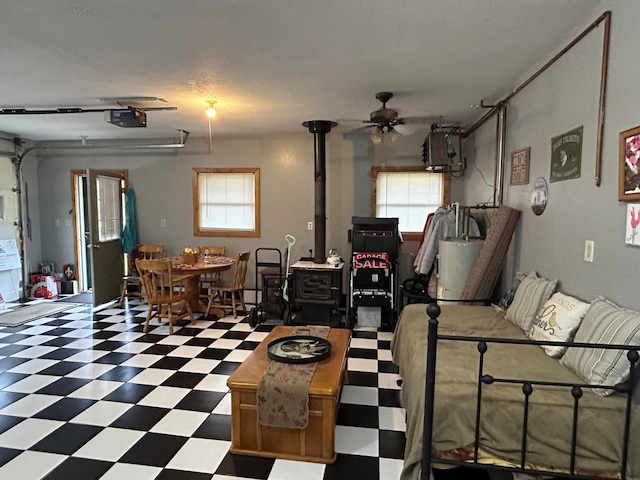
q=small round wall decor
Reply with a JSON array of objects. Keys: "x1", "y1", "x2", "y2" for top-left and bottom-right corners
[{"x1": 531, "y1": 176, "x2": 549, "y2": 216}]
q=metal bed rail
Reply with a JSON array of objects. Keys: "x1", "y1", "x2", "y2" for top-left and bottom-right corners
[{"x1": 421, "y1": 303, "x2": 639, "y2": 480}]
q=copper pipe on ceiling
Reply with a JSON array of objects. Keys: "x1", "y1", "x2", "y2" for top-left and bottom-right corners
[
  {"x1": 463, "y1": 10, "x2": 612, "y2": 187},
  {"x1": 498, "y1": 105, "x2": 508, "y2": 205},
  {"x1": 493, "y1": 111, "x2": 500, "y2": 205},
  {"x1": 594, "y1": 12, "x2": 611, "y2": 187}
]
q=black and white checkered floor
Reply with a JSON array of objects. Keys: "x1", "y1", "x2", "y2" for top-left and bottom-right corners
[{"x1": 0, "y1": 297, "x2": 408, "y2": 480}]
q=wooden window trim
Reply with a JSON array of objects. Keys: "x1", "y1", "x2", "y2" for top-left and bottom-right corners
[
  {"x1": 192, "y1": 167, "x2": 261, "y2": 238},
  {"x1": 371, "y1": 166, "x2": 450, "y2": 241}
]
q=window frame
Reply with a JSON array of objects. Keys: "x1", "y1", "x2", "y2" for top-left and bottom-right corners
[
  {"x1": 193, "y1": 167, "x2": 261, "y2": 238},
  {"x1": 371, "y1": 166, "x2": 450, "y2": 241}
]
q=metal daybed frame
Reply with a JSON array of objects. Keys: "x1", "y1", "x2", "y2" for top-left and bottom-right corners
[{"x1": 420, "y1": 303, "x2": 639, "y2": 480}]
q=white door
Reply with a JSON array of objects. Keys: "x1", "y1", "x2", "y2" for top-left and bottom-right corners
[
  {"x1": 86, "y1": 169, "x2": 124, "y2": 307},
  {"x1": 0, "y1": 158, "x2": 21, "y2": 303}
]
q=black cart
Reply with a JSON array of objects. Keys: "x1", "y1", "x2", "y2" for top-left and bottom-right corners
[
  {"x1": 348, "y1": 216, "x2": 401, "y2": 329},
  {"x1": 248, "y1": 248, "x2": 288, "y2": 327}
]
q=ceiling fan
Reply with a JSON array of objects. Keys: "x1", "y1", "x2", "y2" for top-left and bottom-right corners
[{"x1": 344, "y1": 91, "x2": 438, "y2": 144}]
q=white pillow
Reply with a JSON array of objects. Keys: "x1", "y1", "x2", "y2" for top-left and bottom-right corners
[
  {"x1": 528, "y1": 292, "x2": 590, "y2": 358},
  {"x1": 506, "y1": 271, "x2": 557, "y2": 333},
  {"x1": 560, "y1": 296, "x2": 640, "y2": 396}
]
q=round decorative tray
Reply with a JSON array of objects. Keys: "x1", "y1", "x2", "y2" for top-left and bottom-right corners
[{"x1": 267, "y1": 335, "x2": 332, "y2": 364}]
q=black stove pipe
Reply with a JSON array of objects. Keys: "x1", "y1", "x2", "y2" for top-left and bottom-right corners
[{"x1": 302, "y1": 120, "x2": 337, "y2": 264}]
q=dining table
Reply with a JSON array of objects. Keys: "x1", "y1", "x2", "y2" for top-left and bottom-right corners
[{"x1": 167, "y1": 255, "x2": 236, "y2": 316}]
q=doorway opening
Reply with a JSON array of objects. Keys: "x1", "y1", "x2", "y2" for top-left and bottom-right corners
[
  {"x1": 0, "y1": 156, "x2": 21, "y2": 303},
  {"x1": 71, "y1": 169, "x2": 128, "y2": 294}
]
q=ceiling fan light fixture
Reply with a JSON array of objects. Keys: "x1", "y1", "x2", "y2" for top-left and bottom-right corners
[
  {"x1": 370, "y1": 126, "x2": 384, "y2": 144},
  {"x1": 387, "y1": 126, "x2": 401, "y2": 143},
  {"x1": 205, "y1": 100, "x2": 217, "y2": 118}
]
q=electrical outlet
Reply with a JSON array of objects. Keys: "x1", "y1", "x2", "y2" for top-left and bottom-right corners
[
  {"x1": 308, "y1": 221, "x2": 313, "y2": 230},
  {"x1": 584, "y1": 240, "x2": 594, "y2": 262},
  {"x1": 160, "y1": 219, "x2": 167, "y2": 228}
]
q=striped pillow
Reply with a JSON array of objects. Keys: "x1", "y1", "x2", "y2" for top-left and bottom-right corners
[
  {"x1": 560, "y1": 296, "x2": 640, "y2": 396},
  {"x1": 505, "y1": 271, "x2": 557, "y2": 333}
]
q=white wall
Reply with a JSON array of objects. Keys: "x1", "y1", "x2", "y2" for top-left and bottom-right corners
[{"x1": 462, "y1": 0, "x2": 640, "y2": 310}]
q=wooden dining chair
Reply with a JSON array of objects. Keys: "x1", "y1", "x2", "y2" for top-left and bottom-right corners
[
  {"x1": 205, "y1": 251, "x2": 250, "y2": 319},
  {"x1": 118, "y1": 244, "x2": 164, "y2": 307},
  {"x1": 197, "y1": 246, "x2": 226, "y2": 300},
  {"x1": 198, "y1": 246, "x2": 226, "y2": 257},
  {"x1": 135, "y1": 258, "x2": 194, "y2": 334}
]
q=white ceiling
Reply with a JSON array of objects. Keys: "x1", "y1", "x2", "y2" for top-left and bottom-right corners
[{"x1": 0, "y1": 0, "x2": 603, "y2": 142}]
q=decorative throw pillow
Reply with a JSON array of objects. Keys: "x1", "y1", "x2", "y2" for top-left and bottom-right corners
[
  {"x1": 528, "y1": 292, "x2": 590, "y2": 358},
  {"x1": 506, "y1": 271, "x2": 557, "y2": 333},
  {"x1": 560, "y1": 296, "x2": 640, "y2": 396}
]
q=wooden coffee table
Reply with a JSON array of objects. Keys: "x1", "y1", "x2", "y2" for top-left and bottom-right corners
[{"x1": 227, "y1": 326, "x2": 351, "y2": 464}]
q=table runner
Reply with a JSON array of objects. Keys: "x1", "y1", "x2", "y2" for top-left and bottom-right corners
[{"x1": 257, "y1": 325, "x2": 330, "y2": 429}]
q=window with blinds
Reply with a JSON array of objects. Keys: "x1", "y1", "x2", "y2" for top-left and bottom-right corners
[
  {"x1": 373, "y1": 168, "x2": 446, "y2": 236},
  {"x1": 96, "y1": 174, "x2": 122, "y2": 242},
  {"x1": 193, "y1": 168, "x2": 260, "y2": 237}
]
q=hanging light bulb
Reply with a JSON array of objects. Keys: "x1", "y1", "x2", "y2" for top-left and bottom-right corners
[
  {"x1": 206, "y1": 100, "x2": 217, "y2": 160},
  {"x1": 206, "y1": 100, "x2": 217, "y2": 118}
]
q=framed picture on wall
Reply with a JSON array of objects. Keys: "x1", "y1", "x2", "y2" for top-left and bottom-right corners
[
  {"x1": 550, "y1": 126, "x2": 582, "y2": 183},
  {"x1": 626, "y1": 203, "x2": 640, "y2": 246},
  {"x1": 510, "y1": 147, "x2": 530, "y2": 185},
  {"x1": 619, "y1": 125, "x2": 640, "y2": 202}
]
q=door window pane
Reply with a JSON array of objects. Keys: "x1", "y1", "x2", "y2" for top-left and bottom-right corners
[{"x1": 96, "y1": 175, "x2": 121, "y2": 242}]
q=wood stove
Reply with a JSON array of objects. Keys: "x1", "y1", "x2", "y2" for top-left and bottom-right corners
[
  {"x1": 290, "y1": 260, "x2": 343, "y2": 325},
  {"x1": 288, "y1": 120, "x2": 342, "y2": 325}
]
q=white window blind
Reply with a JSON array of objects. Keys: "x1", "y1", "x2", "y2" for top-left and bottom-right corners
[
  {"x1": 198, "y1": 172, "x2": 256, "y2": 231},
  {"x1": 376, "y1": 171, "x2": 443, "y2": 232},
  {"x1": 96, "y1": 175, "x2": 121, "y2": 242}
]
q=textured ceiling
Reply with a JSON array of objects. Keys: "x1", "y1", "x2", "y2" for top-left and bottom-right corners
[{"x1": 0, "y1": 0, "x2": 603, "y2": 142}]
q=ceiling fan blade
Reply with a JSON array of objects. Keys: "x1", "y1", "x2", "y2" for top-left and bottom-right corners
[
  {"x1": 352, "y1": 124, "x2": 377, "y2": 132},
  {"x1": 340, "y1": 124, "x2": 378, "y2": 135},
  {"x1": 392, "y1": 124, "x2": 417, "y2": 136},
  {"x1": 336, "y1": 118, "x2": 374, "y2": 124},
  {"x1": 397, "y1": 116, "x2": 442, "y2": 125}
]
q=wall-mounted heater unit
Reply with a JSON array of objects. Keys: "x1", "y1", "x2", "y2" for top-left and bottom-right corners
[{"x1": 421, "y1": 131, "x2": 450, "y2": 170}]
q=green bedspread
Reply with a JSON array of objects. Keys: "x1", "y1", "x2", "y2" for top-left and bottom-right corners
[{"x1": 391, "y1": 303, "x2": 639, "y2": 480}]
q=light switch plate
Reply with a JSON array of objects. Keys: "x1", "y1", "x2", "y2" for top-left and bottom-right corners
[{"x1": 584, "y1": 240, "x2": 594, "y2": 262}]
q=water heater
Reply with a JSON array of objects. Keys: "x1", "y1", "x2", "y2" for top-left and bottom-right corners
[{"x1": 436, "y1": 239, "x2": 484, "y2": 300}]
